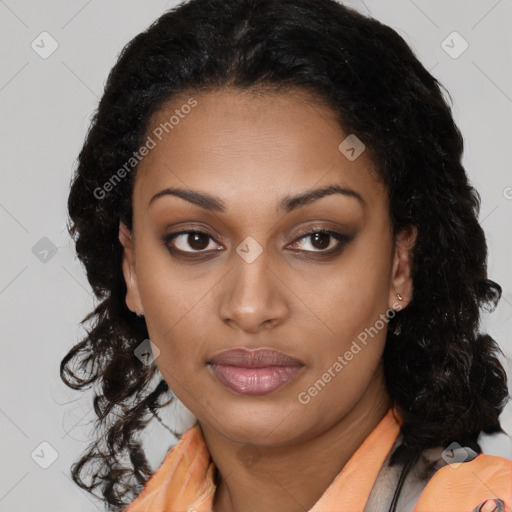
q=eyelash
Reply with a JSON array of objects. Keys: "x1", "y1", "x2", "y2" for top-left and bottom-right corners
[{"x1": 162, "y1": 227, "x2": 353, "y2": 258}]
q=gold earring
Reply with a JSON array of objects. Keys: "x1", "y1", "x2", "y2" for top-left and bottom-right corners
[{"x1": 396, "y1": 293, "x2": 403, "y2": 301}]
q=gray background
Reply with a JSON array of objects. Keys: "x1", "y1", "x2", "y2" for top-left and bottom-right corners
[{"x1": 1, "y1": 1, "x2": 511, "y2": 510}]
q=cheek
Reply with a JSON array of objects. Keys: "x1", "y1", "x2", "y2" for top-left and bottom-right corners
[
  {"x1": 299, "y1": 235, "x2": 392, "y2": 393},
  {"x1": 135, "y1": 238, "x2": 200, "y2": 327},
  {"x1": 343, "y1": 231, "x2": 393, "y2": 317},
  {"x1": 299, "y1": 237, "x2": 392, "y2": 343},
  {"x1": 299, "y1": 278, "x2": 391, "y2": 418},
  {"x1": 132, "y1": 247, "x2": 199, "y2": 367},
  {"x1": 296, "y1": 343, "x2": 385, "y2": 431}
]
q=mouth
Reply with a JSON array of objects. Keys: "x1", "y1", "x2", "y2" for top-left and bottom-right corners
[{"x1": 206, "y1": 347, "x2": 305, "y2": 396}]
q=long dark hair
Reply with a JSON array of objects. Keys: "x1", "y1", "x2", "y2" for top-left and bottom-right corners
[{"x1": 61, "y1": 0, "x2": 509, "y2": 509}]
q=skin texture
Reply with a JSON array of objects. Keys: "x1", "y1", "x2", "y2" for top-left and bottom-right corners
[{"x1": 118, "y1": 88, "x2": 417, "y2": 512}]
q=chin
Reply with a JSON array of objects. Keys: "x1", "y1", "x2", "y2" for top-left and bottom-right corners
[{"x1": 210, "y1": 403, "x2": 309, "y2": 446}]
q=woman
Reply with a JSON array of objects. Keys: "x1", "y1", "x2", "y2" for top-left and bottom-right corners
[{"x1": 61, "y1": 0, "x2": 511, "y2": 511}]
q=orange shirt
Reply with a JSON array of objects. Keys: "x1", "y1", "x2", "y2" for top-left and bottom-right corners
[{"x1": 125, "y1": 408, "x2": 512, "y2": 512}]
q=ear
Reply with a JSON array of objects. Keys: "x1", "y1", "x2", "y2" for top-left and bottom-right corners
[
  {"x1": 388, "y1": 225, "x2": 417, "y2": 311},
  {"x1": 119, "y1": 221, "x2": 143, "y2": 316}
]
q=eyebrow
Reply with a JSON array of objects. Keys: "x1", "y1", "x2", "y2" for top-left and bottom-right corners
[{"x1": 148, "y1": 184, "x2": 365, "y2": 213}]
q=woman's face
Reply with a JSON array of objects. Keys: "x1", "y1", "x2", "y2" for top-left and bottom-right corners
[{"x1": 120, "y1": 88, "x2": 416, "y2": 446}]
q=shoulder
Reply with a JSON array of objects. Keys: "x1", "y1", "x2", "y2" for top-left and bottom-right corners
[{"x1": 414, "y1": 453, "x2": 512, "y2": 512}]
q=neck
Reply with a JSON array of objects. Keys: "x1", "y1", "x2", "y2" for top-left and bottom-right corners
[{"x1": 201, "y1": 365, "x2": 391, "y2": 512}]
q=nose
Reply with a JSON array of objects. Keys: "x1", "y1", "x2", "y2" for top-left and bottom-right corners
[{"x1": 217, "y1": 249, "x2": 290, "y2": 334}]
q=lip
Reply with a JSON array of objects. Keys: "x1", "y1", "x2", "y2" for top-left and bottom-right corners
[
  {"x1": 207, "y1": 347, "x2": 304, "y2": 396},
  {"x1": 207, "y1": 347, "x2": 304, "y2": 368}
]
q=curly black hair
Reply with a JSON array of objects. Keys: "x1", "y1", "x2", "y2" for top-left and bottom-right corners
[{"x1": 60, "y1": 0, "x2": 510, "y2": 510}]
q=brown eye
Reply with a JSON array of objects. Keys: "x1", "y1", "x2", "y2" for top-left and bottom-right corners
[
  {"x1": 185, "y1": 232, "x2": 210, "y2": 251},
  {"x1": 288, "y1": 229, "x2": 353, "y2": 255},
  {"x1": 309, "y1": 232, "x2": 331, "y2": 250},
  {"x1": 163, "y1": 230, "x2": 222, "y2": 254}
]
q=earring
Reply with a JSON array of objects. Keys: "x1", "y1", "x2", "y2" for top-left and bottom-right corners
[
  {"x1": 396, "y1": 293, "x2": 403, "y2": 301},
  {"x1": 136, "y1": 309, "x2": 144, "y2": 317}
]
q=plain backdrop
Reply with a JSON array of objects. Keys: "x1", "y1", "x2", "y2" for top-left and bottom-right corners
[{"x1": 1, "y1": 1, "x2": 511, "y2": 511}]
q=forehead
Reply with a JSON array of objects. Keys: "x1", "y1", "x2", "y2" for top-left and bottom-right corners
[{"x1": 133, "y1": 88, "x2": 385, "y2": 212}]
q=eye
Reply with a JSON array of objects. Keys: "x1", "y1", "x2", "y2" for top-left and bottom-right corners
[
  {"x1": 162, "y1": 227, "x2": 354, "y2": 258},
  {"x1": 287, "y1": 228, "x2": 352, "y2": 254},
  {"x1": 163, "y1": 229, "x2": 223, "y2": 254}
]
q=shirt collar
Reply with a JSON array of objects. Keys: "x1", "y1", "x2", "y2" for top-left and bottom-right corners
[{"x1": 126, "y1": 406, "x2": 401, "y2": 512}]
